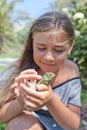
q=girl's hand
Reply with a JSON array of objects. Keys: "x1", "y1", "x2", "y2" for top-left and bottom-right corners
[
  {"x1": 20, "y1": 82, "x2": 54, "y2": 111},
  {"x1": 11, "y1": 69, "x2": 42, "y2": 110},
  {"x1": 11, "y1": 82, "x2": 24, "y2": 109},
  {"x1": 14, "y1": 69, "x2": 42, "y2": 91},
  {"x1": 15, "y1": 69, "x2": 42, "y2": 90}
]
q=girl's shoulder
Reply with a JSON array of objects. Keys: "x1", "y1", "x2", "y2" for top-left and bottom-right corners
[
  {"x1": 64, "y1": 59, "x2": 80, "y2": 78},
  {"x1": 53, "y1": 59, "x2": 80, "y2": 87}
]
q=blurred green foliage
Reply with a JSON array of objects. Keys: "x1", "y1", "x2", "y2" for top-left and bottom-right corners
[
  {"x1": 81, "y1": 90, "x2": 87, "y2": 103},
  {"x1": 52, "y1": 0, "x2": 87, "y2": 90},
  {"x1": 0, "y1": 0, "x2": 87, "y2": 129},
  {"x1": 0, "y1": 0, "x2": 87, "y2": 89},
  {"x1": 0, "y1": 0, "x2": 15, "y2": 52},
  {"x1": 0, "y1": 123, "x2": 6, "y2": 130},
  {"x1": 0, "y1": 0, "x2": 33, "y2": 53},
  {"x1": 67, "y1": 0, "x2": 87, "y2": 90}
]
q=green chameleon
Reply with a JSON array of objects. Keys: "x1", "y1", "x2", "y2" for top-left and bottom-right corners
[{"x1": 38, "y1": 72, "x2": 55, "y2": 86}]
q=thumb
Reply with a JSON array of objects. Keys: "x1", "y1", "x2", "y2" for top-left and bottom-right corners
[
  {"x1": 36, "y1": 84, "x2": 49, "y2": 91},
  {"x1": 14, "y1": 88, "x2": 20, "y2": 97}
]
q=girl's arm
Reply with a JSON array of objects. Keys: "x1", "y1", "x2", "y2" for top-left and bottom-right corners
[
  {"x1": 20, "y1": 82, "x2": 80, "y2": 130},
  {"x1": 0, "y1": 99, "x2": 24, "y2": 123},
  {"x1": 3, "y1": 69, "x2": 80, "y2": 129},
  {"x1": 46, "y1": 93, "x2": 80, "y2": 130},
  {"x1": 0, "y1": 69, "x2": 41, "y2": 123}
]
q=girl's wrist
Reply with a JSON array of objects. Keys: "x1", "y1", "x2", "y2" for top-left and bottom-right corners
[
  {"x1": 15, "y1": 99, "x2": 24, "y2": 112},
  {"x1": 45, "y1": 92, "x2": 56, "y2": 107}
]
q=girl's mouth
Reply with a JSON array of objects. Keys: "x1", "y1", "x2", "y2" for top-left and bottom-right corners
[{"x1": 42, "y1": 62, "x2": 55, "y2": 66}]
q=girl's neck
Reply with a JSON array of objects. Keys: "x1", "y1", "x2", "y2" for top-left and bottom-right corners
[{"x1": 38, "y1": 69, "x2": 60, "y2": 76}]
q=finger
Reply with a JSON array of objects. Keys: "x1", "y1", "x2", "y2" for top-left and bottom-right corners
[
  {"x1": 36, "y1": 84, "x2": 49, "y2": 91},
  {"x1": 24, "y1": 106, "x2": 32, "y2": 111},
  {"x1": 15, "y1": 74, "x2": 42, "y2": 82},
  {"x1": 23, "y1": 79, "x2": 36, "y2": 90},
  {"x1": 10, "y1": 82, "x2": 19, "y2": 91},
  {"x1": 14, "y1": 88, "x2": 20, "y2": 97},
  {"x1": 20, "y1": 83, "x2": 42, "y2": 98},
  {"x1": 15, "y1": 69, "x2": 37, "y2": 83},
  {"x1": 24, "y1": 105, "x2": 39, "y2": 112},
  {"x1": 30, "y1": 79, "x2": 36, "y2": 90},
  {"x1": 30, "y1": 78, "x2": 36, "y2": 84},
  {"x1": 21, "y1": 83, "x2": 51, "y2": 105},
  {"x1": 23, "y1": 79, "x2": 30, "y2": 88},
  {"x1": 23, "y1": 96, "x2": 37, "y2": 109},
  {"x1": 24, "y1": 79, "x2": 36, "y2": 89},
  {"x1": 22, "y1": 90, "x2": 41, "y2": 104},
  {"x1": 22, "y1": 90, "x2": 45, "y2": 111},
  {"x1": 20, "y1": 69, "x2": 37, "y2": 75}
]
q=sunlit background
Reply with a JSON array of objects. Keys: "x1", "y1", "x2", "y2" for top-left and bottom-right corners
[{"x1": 0, "y1": 0, "x2": 87, "y2": 129}]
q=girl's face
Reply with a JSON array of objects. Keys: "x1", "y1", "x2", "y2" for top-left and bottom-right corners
[{"x1": 33, "y1": 30, "x2": 73, "y2": 74}]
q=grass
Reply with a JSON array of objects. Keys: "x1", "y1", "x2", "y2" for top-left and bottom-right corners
[
  {"x1": 0, "y1": 48, "x2": 20, "y2": 59},
  {"x1": 0, "y1": 124, "x2": 7, "y2": 130},
  {"x1": 0, "y1": 45, "x2": 21, "y2": 71},
  {"x1": 0, "y1": 43, "x2": 23, "y2": 59},
  {"x1": 0, "y1": 66, "x2": 8, "y2": 71}
]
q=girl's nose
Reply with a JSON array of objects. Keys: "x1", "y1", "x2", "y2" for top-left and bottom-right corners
[{"x1": 43, "y1": 51, "x2": 54, "y2": 61}]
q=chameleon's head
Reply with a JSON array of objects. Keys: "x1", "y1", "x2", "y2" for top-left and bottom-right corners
[
  {"x1": 38, "y1": 72, "x2": 55, "y2": 85},
  {"x1": 43, "y1": 72, "x2": 55, "y2": 81}
]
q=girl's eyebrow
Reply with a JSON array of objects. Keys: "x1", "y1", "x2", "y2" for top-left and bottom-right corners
[
  {"x1": 35, "y1": 36, "x2": 73, "y2": 46},
  {"x1": 35, "y1": 41, "x2": 46, "y2": 44},
  {"x1": 36, "y1": 41, "x2": 69, "y2": 48},
  {"x1": 36, "y1": 36, "x2": 73, "y2": 45}
]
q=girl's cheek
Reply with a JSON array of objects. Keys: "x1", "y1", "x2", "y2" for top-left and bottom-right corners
[{"x1": 34, "y1": 52, "x2": 44, "y2": 59}]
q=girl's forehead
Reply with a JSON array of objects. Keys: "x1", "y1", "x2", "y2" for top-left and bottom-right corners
[{"x1": 33, "y1": 30, "x2": 69, "y2": 44}]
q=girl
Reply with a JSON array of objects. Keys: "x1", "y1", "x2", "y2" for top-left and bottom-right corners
[{"x1": 0, "y1": 11, "x2": 81, "y2": 130}]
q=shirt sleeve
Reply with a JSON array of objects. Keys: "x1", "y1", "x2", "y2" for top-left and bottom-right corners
[{"x1": 68, "y1": 78, "x2": 82, "y2": 107}]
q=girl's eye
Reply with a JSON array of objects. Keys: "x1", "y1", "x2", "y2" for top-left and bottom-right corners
[
  {"x1": 37, "y1": 47, "x2": 46, "y2": 51},
  {"x1": 54, "y1": 49, "x2": 65, "y2": 53}
]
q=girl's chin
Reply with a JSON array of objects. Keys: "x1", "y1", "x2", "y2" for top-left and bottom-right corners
[
  {"x1": 38, "y1": 63, "x2": 58, "y2": 73},
  {"x1": 39, "y1": 68, "x2": 57, "y2": 74}
]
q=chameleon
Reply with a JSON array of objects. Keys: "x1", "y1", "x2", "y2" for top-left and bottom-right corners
[
  {"x1": 0, "y1": 72, "x2": 55, "y2": 106},
  {"x1": 37, "y1": 72, "x2": 55, "y2": 86}
]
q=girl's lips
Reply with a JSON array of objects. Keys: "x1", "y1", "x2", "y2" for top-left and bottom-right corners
[{"x1": 41, "y1": 62, "x2": 55, "y2": 66}]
